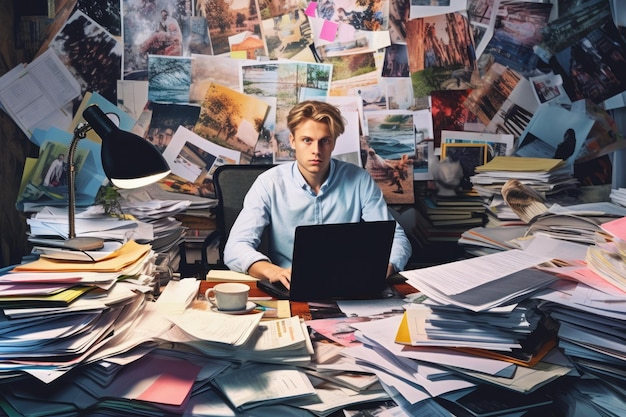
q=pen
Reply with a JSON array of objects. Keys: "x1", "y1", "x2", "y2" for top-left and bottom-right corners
[{"x1": 249, "y1": 297, "x2": 273, "y2": 301}]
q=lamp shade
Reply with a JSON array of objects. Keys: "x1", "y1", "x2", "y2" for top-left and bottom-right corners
[{"x1": 82, "y1": 105, "x2": 171, "y2": 189}]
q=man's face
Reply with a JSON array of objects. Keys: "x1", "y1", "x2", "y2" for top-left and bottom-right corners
[{"x1": 289, "y1": 119, "x2": 336, "y2": 179}]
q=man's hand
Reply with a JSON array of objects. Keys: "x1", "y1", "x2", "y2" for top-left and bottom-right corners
[
  {"x1": 267, "y1": 267, "x2": 292, "y2": 289},
  {"x1": 248, "y1": 261, "x2": 292, "y2": 289}
]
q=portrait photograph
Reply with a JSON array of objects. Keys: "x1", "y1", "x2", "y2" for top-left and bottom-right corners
[{"x1": 122, "y1": 0, "x2": 191, "y2": 80}]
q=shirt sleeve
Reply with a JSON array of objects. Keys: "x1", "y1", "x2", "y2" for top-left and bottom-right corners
[{"x1": 223, "y1": 178, "x2": 272, "y2": 273}]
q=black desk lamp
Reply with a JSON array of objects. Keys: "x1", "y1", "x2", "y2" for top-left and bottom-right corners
[{"x1": 64, "y1": 104, "x2": 171, "y2": 251}]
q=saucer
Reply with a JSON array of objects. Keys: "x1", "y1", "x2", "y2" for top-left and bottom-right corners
[{"x1": 211, "y1": 301, "x2": 256, "y2": 315}]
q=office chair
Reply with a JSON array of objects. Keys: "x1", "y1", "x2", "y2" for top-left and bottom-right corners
[{"x1": 200, "y1": 164, "x2": 274, "y2": 276}]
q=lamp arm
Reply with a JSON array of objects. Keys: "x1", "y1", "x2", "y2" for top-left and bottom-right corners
[{"x1": 67, "y1": 122, "x2": 92, "y2": 239}]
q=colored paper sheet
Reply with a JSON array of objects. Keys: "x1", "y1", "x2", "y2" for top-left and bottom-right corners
[
  {"x1": 320, "y1": 20, "x2": 338, "y2": 42},
  {"x1": 305, "y1": 2, "x2": 318, "y2": 17}
]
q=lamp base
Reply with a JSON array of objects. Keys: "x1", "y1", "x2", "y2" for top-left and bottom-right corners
[{"x1": 64, "y1": 237, "x2": 105, "y2": 251}]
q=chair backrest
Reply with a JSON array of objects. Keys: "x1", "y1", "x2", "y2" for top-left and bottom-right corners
[{"x1": 209, "y1": 164, "x2": 274, "y2": 266}]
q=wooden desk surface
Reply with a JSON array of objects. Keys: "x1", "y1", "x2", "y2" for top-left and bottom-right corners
[{"x1": 199, "y1": 281, "x2": 415, "y2": 321}]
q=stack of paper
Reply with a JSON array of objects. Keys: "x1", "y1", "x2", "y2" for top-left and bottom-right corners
[
  {"x1": 400, "y1": 249, "x2": 556, "y2": 312},
  {"x1": 391, "y1": 249, "x2": 572, "y2": 392},
  {"x1": 485, "y1": 194, "x2": 526, "y2": 225},
  {"x1": 0, "y1": 241, "x2": 156, "y2": 386},
  {"x1": 212, "y1": 363, "x2": 317, "y2": 411},
  {"x1": 459, "y1": 225, "x2": 528, "y2": 256},
  {"x1": 337, "y1": 317, "x2": 476, "y2": 400},
  {"x1": 584, "y1": 216, "x2": 626, "y2": 293},
  {"x1": 470, "y1": 156, "x2": 578, "y2": 200},
  {"x1": 155, "y1": 278, "x2": 200, "y2": 314},
  {"x1": 535, "y1": 280, "x2": 626, "y2": 396},
  {"x1": 117, "y1": 185, "x2": 198, "y2": 268},
  {"x1": 13, "y1": 240, "x2": 153, "y2": 274},
  {"x1": 162, "y1": 312, "x2": 313, "y2": 366},
  {"x1": 526, "y1": 202, "x2": 626, "y2": 245},
  {"x1": 25, "y1": 206, "x2": 154, "y2": 247},
  {"x1": 0, "y1": 347, "x2": 232, "y2": 416},
  {"x1": 537, "y1": 218, "x2": 626, "y2": 399},
  {"x1": 610, "y1": 188, "x2": 626, "y2": 207},
  {"x1": 344, "y1": 313, "x2": 572, "y2": 398}
]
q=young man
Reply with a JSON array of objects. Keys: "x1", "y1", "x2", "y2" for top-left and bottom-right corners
[{"x1": 224, "y1": 100, "x2": 412, "y2": 289}]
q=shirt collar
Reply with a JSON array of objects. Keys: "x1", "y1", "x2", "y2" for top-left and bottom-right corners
[
  {"x1": 322, "y1": 159, "x2": 337, "y2": 191},
  {"x1": 291, "y1": 159, "x2": 337, "y2": 192}
]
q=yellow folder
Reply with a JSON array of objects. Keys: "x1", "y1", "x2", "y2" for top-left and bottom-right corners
[{"x1": 12, "y1": 240, "x2": 152, "y2": 273}]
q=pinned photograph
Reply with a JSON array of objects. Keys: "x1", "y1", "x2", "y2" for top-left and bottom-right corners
[
  {"x1": 122, "y1": 0, "x2": 191, "y2": 80},
  {"x1": 48, "y1": 10, "x2": 122, "y2": 106},
  {"x1": 515, "y1": 104, "x2": 594, "y2": 167},
  {"x1": 161, "y1": 126, "x2": 241, "y2": 197},
  {"x1": 364, "y1": 111, "x2": 415, "y2": 204},
  {"x1": 194, "y1": 83, "x2": 270, "y2": 163},
  {"x1": 441, "y1": 142, "x2": 488, "y2": 190},
  {"x1": 148, "y1": 55, "x2": 192, "y2": 104}
]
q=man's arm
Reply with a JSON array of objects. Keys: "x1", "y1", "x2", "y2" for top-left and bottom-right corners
[{"x1": 223, "y1": 182, "x2": 271, "y2": 273}]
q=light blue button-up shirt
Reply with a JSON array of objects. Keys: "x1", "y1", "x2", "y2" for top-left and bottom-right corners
[{"x1": 224, "y1": 159, "x2": 412, "y2": 274}]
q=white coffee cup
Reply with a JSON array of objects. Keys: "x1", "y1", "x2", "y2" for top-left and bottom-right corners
[{"x1": 205, "y1": 283, "x2": 250, "y2": 311}]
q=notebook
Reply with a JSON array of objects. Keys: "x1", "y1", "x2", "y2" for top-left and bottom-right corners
[{"x1": 256, "y1": 221, "x2": 397, "y2": 301}]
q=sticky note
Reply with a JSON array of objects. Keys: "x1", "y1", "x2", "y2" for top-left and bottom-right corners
[
  {"x1": 320, "y1": 20, "x2": 338, "y2": 42},
  {"x1": 305, "y1": 2, "x2": 318, "y2": 17}
]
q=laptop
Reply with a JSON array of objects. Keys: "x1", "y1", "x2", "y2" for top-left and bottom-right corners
[{"x1": 256, "y1": 221, "x2": 397, "y2": 301}]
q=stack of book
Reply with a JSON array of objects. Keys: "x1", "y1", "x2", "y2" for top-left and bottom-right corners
[
  {"x1": 419, "y1": 194, "x2": 486, "y2": 227},
  {"x1": 414, "y1": 193, "x2": 487, "y2": 244}
]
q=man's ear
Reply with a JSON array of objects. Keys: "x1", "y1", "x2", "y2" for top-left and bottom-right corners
[{"x1": 289, "y1": 134, "x2": 295, "y2": 149}]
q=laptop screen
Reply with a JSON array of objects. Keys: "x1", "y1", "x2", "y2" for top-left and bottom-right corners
[{"x1": 258, "y1": 221, "x2": 396, "y2": 301}]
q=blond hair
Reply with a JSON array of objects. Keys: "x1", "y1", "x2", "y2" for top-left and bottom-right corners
[{"x1": 287, "y1": 100, "x2": 345, "y2": 140}]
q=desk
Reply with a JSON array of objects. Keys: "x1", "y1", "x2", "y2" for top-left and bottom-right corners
[{"x1": 199, "y1": 280, "x2": 416, "y2": 321}]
